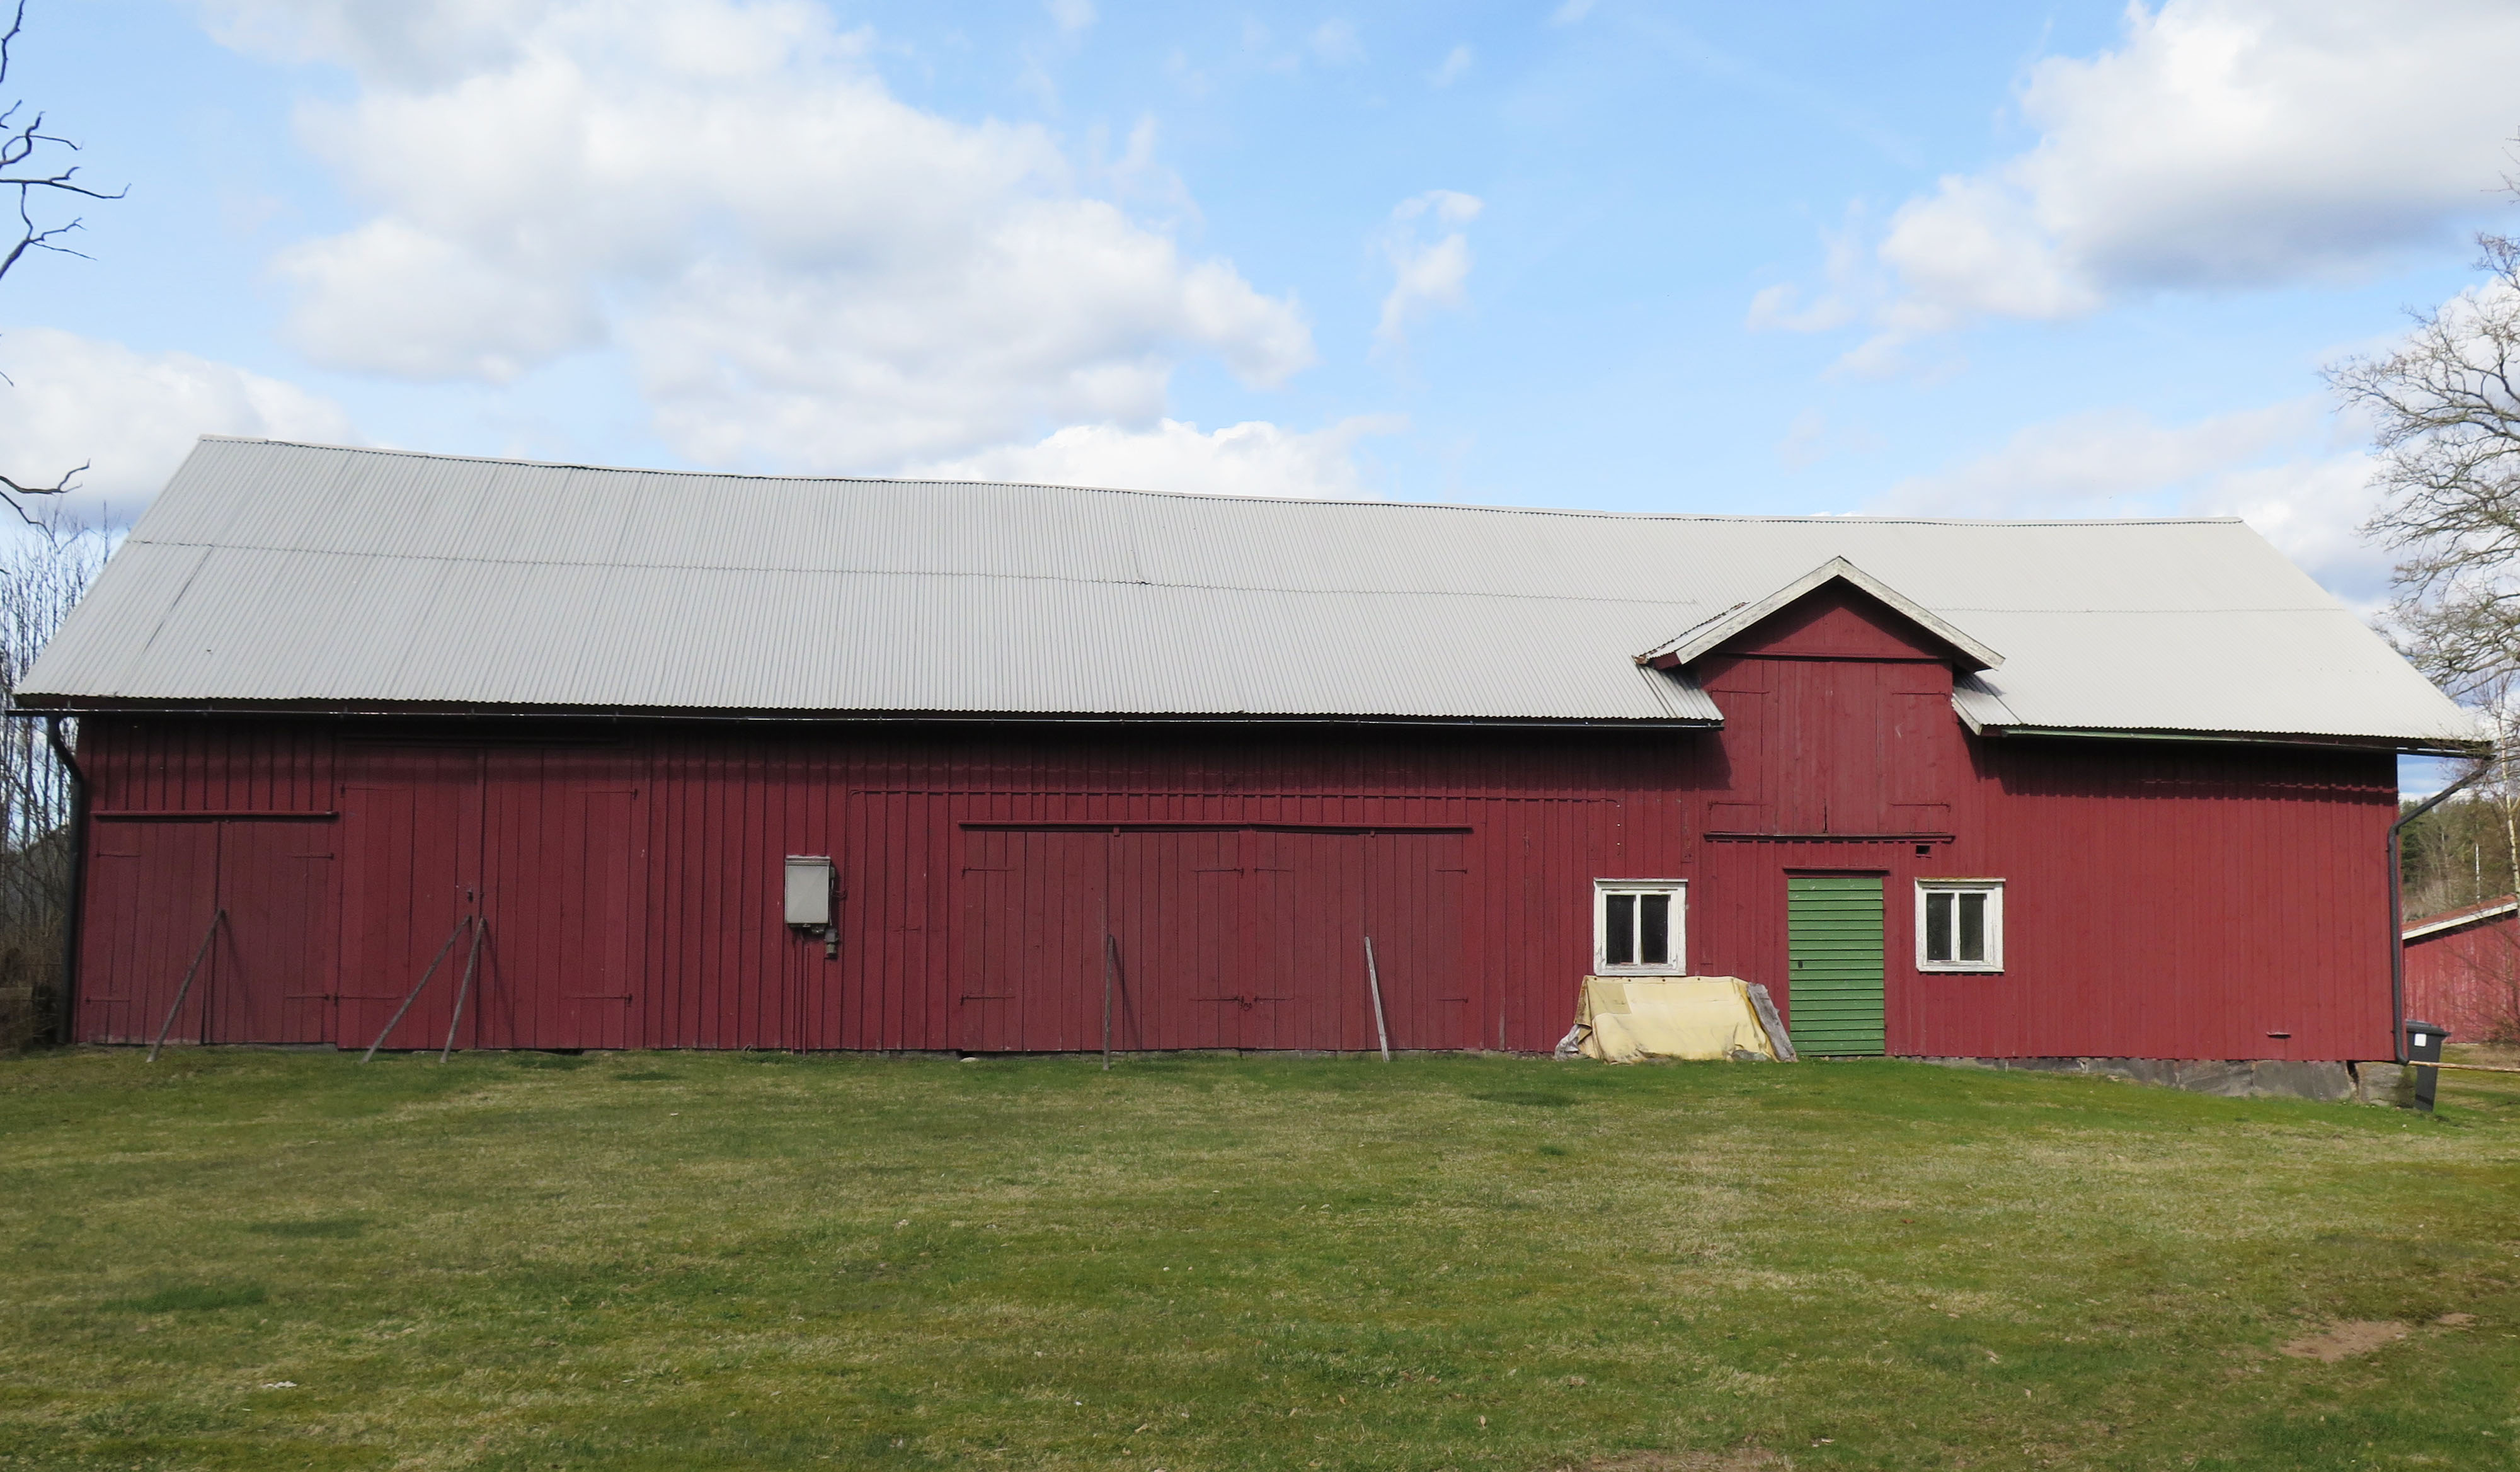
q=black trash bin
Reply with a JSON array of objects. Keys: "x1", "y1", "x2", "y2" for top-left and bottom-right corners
[{"x1": 2403, "y1": 1019, "x2": 2451, "y2": 1114}]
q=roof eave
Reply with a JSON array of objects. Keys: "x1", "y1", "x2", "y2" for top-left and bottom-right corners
[
  {"x1": 2404, "y1": 897, "x2": 2520, "y2": 941},
  {"x1": 1978, "y1": 722, "x2": 2490, "y2": 758},
  {"x1": 5, "y1": 694, "x2": 1726, "y2": 729}
]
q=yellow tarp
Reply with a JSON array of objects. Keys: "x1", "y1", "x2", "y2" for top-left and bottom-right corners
[{"x1": 1566, "y1": 976, "x2": 1788, "y2": 1063}]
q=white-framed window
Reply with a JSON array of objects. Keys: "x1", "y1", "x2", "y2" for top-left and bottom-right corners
[
  {"x1": 1916, "y1": 879, "x2": 2003, "y2": 972},
  {"x1": 1594, "y1": 879, "x2": 1686, "y2": 974}
]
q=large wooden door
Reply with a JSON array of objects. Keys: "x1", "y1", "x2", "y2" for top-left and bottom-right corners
[
  {"x1": 210, "y1": 821, "x2": 336, "y2": 1044},
  {"x1": 1361, "y1": 831, "x2": 1473, "y2": 1051},
  {"x1": 336, "y1": 756, "x2": 483, "y2": 1052},
  {"x1": 81, "y1": 818, "x2": 336, "y2": 1047},
  {"x1": 1114, "y1": 829, "x2": 1255, "y2": 1050},
  {"x1": 1787, "y1": 874, "x2": 1885, "y2": 1056},
  {"x1": 80, "y1": 821, "x2": 219, "y2": 1044},
  {"x1": 478, "y1": 756, "x2": 645, "y2": 1050},
  {"x1": 955, "y1": 825, "x2": 1470, "y2": 1054},
  {"x1": 1247, "y1": 831, "x2": 1367, "y2": 1050},
  {"x1": 958, "y1": 828, "x2": 1110, "y2": 1052}
]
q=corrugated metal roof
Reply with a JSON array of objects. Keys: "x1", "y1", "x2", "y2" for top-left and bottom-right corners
[
  {"x1": 2405, "y1": 895, "x2": 2519, "y2": 942},
  {"x1": 16, "y1": 436, "x2": 2488, "y2": 749}
]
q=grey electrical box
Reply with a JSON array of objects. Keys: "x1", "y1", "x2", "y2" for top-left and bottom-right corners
[{"x1": 784, "y1": 856, "x2": 833, "y2": 927}]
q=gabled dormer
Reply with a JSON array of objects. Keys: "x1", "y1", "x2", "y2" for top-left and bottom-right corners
[{"x1": 1639, "y1": 559, "x2": 1996, "y2": 840}]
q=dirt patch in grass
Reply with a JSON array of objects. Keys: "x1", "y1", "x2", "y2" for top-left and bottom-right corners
[{"x1": 2279, "y1": 1320, "x2": 2409, "y2": 1362}]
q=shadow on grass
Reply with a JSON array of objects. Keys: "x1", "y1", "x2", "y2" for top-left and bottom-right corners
[
  {"x1": 106, "y1": 1281, "x2": 268, "y2": 1313},
  {"x1": 246, "y1": 1218, "x2": 368, "y2": 1240}
]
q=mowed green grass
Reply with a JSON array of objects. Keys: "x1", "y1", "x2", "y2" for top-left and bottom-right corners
[{"x1": 1, "y1": 1048, "x2": 2516, "y2": 1471}]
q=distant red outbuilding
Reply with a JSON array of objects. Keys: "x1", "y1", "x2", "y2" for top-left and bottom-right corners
[{"x1": 2403, "y1": 896, "x2": 2520, "y2": 1045}]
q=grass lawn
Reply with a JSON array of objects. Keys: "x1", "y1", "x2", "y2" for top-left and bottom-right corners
[{"x1": 1, "y1": 1047, "x2": 2516, "y2": 1471}]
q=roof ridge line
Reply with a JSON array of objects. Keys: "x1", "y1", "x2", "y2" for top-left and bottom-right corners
[
  {"x1": 137, "y1": 536, "x2": 2342, "y2": 613},
  {"x1": 132, "y1": 537, "x2": 1721, "y2": 607},
  {"x1": 190, "y1": 437, "x2": 2254, "y2": 528}
]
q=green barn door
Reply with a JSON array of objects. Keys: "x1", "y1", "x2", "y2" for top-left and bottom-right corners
[{"x1": 1786, "y1": 876, "x2": 1885, "y2": 1056}]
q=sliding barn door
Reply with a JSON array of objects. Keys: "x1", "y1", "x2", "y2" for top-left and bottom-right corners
[
  {"x1": 335, "y1": 755, "x2": 483, "y2": 1052},
  {"x1": 80, "y1": 822, "x2": 220, "y2": 1045},
  {"x1": 955, "y1": 826, "x2": 1469, "y2": 1054},
  {"x1": 209, "y1": 820, "x2": 336, "y2": 1044},
  {"x1": 479, "y1": 755, "x2": 646, "y2": 1050}
]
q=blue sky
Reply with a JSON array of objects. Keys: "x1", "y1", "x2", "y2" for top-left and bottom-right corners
[{"x1": 8, "y1": 1, "x2": 2519, "y2": 702}]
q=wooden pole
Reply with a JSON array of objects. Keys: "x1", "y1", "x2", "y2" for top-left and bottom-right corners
[
  {"x1": 1102, "y1": 933, "x2": 1118, "y2": 1071},
  {"x1": 362, "y1": 918, "x2": 470, "y2": 1063},
  {"x1": 438, "y1": 917, "x2": 486, "y2": 1063},
  {"x1": 147, "y1": 908, "x2": 224, "y2": 1063},
  {"x1": 1364, "y1": 935, "x2": 1390, "y2": 1063}
]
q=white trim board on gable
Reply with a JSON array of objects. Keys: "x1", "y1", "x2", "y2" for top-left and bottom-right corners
[{"x1": 1636, "y1": 557, "x2": 2004, "y2": 672}]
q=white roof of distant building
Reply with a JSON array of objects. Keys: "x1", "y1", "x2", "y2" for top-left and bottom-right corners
[{"x1": 2405, "y1": 895, "x2": 2520, "y2": 941}]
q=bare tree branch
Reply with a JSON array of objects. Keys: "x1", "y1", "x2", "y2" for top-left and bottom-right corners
[
  {"x1": 0, "y1": 463, "x2": 81, "y2": 528},
  {"x1": 2336, "y1": 221, "x2": 2520, "y2": 702},
  {"x1": 0, "y1": 0, "x2": 122, "y2": 523}
]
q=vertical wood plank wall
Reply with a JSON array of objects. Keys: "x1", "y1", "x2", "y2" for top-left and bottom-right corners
[{"x1": 71, "y1": 709, "x2": 2398, "y2": 1061}]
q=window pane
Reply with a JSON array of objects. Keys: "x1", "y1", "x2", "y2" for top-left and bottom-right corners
[
  {"x1": 1957, "y1": 892, "x2": 1986, "y2": 962},
  {"x1": 1925, "y1": 891, "x2": 1952, "y2": 962},
  {"x1": 1605, "y1": 893, "x2": 1636, "y2": 966},
  {"x1": 1639, "y1": 894, "x2": 1670, "y2": 966}
]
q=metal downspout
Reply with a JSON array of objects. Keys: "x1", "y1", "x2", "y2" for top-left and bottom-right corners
[
  {"x1": 2389, "y1": 758, "x2": 2490, "y2": 1064},
  {"x1": 43, "y1": 716, "x2": 86, "y2": 1048}
]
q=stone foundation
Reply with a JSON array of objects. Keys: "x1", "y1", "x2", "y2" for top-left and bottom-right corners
[{"x1": 1915, "y1": 1055, "x2": 2415, "y2": 1105}]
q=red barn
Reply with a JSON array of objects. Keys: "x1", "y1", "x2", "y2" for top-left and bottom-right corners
[
  {"x1": 18, "y1": 438, "x2": 2484, "y2": 1071},
  {"x1": 2402, "y1": 897, "x2": 2520, "y2": 1044}
]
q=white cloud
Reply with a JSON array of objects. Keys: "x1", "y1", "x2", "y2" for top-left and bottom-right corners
[
  {"x1": 907, "y1": 415, "x2": 1404, "y2": 499},
  {"x1": 1876, "y1": 401, "x2": 2323, "y2": 515},
  {"x1": 202, "y1": 0, "x2": 1314, "y2": 471},
  {"x1": 274, "y1": 219, "x2": 606, "y2": 381},
  {"x1": 1783, "y1": 0, "x2": 2520, "y2": 368},
  {"x1": 1430, "y1": 43, "x2": 1472, "y2": 86},
  {"x1": 0, "y1": 328, "x2": 355, "y2": 522},
  {"x1": 1309, "y1": 19, "x2": 1363, "y2": 66},
  {"x1": 2196, "y1": 451, "x2": 2390, "y2": 607},
  {"x1": 1549, "y1": 0, "x2": 1595, "y2": 25},
  {"x1": 1872, "y1": 395, "x2": 2393, "y2": 607},
  {"x1": 1045, "y1": 0, "x2": 1094, "y2": 35},
  {"x1": 1375, "y1": 190, "x2": 1484, "y2": 352}
]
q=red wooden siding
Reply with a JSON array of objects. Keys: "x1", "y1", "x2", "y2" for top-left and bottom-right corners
[
  {"x1": 2403, "y1": 913, "x2": 2520, "y2": 1042},
  {"x1": 68, "y1": 684, "x2": 2401, "y2": 1062}
]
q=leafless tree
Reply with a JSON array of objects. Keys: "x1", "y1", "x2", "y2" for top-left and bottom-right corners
[
  {"x1": 0, "y1": 0, "x2": 120, "y2": 523},
  {"x1": 0, "y1": 516, "x2": 102, "y2": 1047},
  {"x1": 2335, "y1": 227, "x2": 2520, "y2": 702},
  {"x1": 2335, "y1": 154, "x2": 2520, "y2": 892},
  {"x1": 0, "y1": 1, "x2": 113, "y2": 1043}
]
